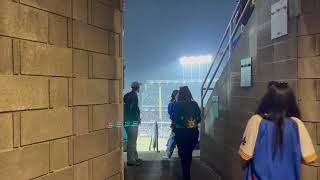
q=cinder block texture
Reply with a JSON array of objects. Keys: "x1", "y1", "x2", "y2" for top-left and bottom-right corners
[
  {"x1": 0, "y1": 0, "x2": 123, "y2": 179},
  {"x1": 91, "y1": 0, "x2": 124, "y2": 34},
  {"x1": 109, "y1": 80, "x2": 121, "y2": 103},
  {"x1": 92, "y1": 149, "x2": 121, "y2": 180},
  {"x1": 73, "y1": 21, "x2": 109, "y2": 53},
  {"x1": 0, "y1": 0, "x2": 48, "y2": 42},
  {"x1": 0, "y1": 37, "x2": 13, "y2": 75},
  {"x1": 107, "y1": 174, "x2": 121, "y2": 180},
  {"x1": 0, "y1": 113, "x2": 13, "y2": 151},
  {"x1": 73, "y1": 0, "x2": 88, "y2": 23},
  {"x1": 20, "y1": 0, "x2": 72, "y2": 17},
  {"x1": 21, "y1": 41, "x2": 72, "y2": 76},
  {"x1": 0, "y1": 143, "x2": 49, "y2": 180},
  {"x1": 74, "y1": 161, "x2": 89, "y2": 180},
  {"x1": 50, "y1": 78, "x2": 69, "y2": 107},
  {"x1": 72, "y1": 79, "x2": 108, "y2": 105},
  {"x1": 0, "y1": 76, "x2": 49, "y2": 112},
  {"x1": 297, "y1": 2, "x2": 320, "y2": 179},
  {"x1": 73, "y1": 49, "x2": 89, "y2": 78},
  {"x1": 50, "y1": 138, "x2": 69, "y2": 171},
  {"x1": 92, "y1": 104, "x2": 108, "y2": 130},
  {"x1": 73, "y1": 129, "x2": 108, "y2": 163},
  {"x1": 73, "y1": 106, "x2": 89, "y2": 135},
  {"x1": 92, "y1": 53, "x2": 122, "y2": 79},
  {"x1": 35, "y1": 167, "x2": 74, "y2": 180},
  {"x1": 21, "y1": 108, "x2": 73, "y2": 145},
  {"x1": 109, "y1": 33, "x2": 121, "y2": 57},
  {"x1": 298, "y1": 56, "x2": 320, "y2": 78},
  {"x1": 201, "y1": 0, "x2": 320, "y2": 180},
  {"x1": 49, "y1": 14, "x2": 68, "y2": 47}
]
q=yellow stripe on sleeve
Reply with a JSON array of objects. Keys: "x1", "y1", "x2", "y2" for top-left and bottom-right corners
[
  {"x1": 303, "y1": 153, "x2": 317, "y2": 164},
  {"x1": 239, "y1": 114, "x2": 263, "y2": 161},
  {"x1": 239, "y1": 149, "x2": 253, "y2": 161},
  {"x1": 291, "y1": 117, "x2": 317, "y2": 163}
]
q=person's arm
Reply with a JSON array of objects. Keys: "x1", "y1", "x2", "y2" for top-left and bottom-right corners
[
  {"x1": 129, "y1": 94, "x2": 138, "y2": 112},
  {"x1": 194, "y1": 102, "x2": 201, "y2": 124},
  {"x1": 168, "y1": 102, "x2": 173, "y2": 116},
  {"x1": 291, "y1": 117, "x2": 317, "y2": 164},
  {"x1": 131, "y1": 94, "x2": 141, "y2": 125},
  {"x1": 239, "y1": 115, "x2": 263, "y2": 167},
  {"x1": 171, "y1": 103, "x2": 179, "y2": 124}
]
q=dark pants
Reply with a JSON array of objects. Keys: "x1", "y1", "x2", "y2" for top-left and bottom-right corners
[{"x1": 175, "y1": 128, "x2": 199, "y2": 180}]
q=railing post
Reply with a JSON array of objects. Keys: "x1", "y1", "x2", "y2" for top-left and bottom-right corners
[
  {"x1": 201, "y1": 87, "x2": 204, "y2": 115},
  {"x1": 228, "y1": 26, "x2": 232, "y2": 59},
  {"x1": 201, "y1": 0, "x2": 249, "y2": 115}
]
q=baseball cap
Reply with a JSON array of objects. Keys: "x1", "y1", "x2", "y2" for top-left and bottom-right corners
[{"x1": 131, "y1": 81, "x2": 142, "y2": 88}]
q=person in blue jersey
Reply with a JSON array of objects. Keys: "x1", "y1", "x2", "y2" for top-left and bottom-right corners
[
  {"x1": 239, "y1": 81, "x2": 317, "y2": 180},
  {"x1": 165, "y1": 89, "x2": 179, "y2": 158},
  {"x1": 172, "y1": 86, "x2": 201, "y2": 180}
]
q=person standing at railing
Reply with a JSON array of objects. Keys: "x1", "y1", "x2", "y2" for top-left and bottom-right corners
[
  {"x1": 239, "y1": 81, "x2": 317, "y2": 180},
  {"x1": 124, "y1": 81, "x2": 143, "y2": 166},
  {"x1": 172, "y1": 86, "x2": 201, "y2": 180},
  {"x1": 165, "y1": 89, "x2": 179, "y2": 158}
]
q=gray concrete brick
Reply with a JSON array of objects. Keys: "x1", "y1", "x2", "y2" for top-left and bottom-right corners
[
  {"x1": 298, "y1": 79, "x2": 318, "y2": 101},
  {"x1": 298, "y1": 56, "x2": 320, "y2": 79}
]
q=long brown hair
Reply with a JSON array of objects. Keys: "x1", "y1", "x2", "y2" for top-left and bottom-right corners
[
  {"x1": 256, "y1": 81, "x2": 301, "y2": 156},
  {"x1": 177, "y1": 86, "x2": 193, "y2": 101}
]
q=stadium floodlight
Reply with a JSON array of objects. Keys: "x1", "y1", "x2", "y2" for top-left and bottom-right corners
[{"x1": 179, "y1": 55, "x2": 213, "y2": 65}]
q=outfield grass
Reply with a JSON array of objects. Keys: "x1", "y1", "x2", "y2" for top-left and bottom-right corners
[{"x1": 137, "y1": 136, "x2": 168, "y2": 152}]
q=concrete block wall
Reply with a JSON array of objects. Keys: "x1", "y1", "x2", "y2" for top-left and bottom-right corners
[
  {"x1": 201, "y1": 0, "x2": 320, "y2": 179},
  {"x1": 298, "y1": 0, "x2": 320, "y2": 178},
  {"x1": 0, "y1": 0, "x2": 124, "y2": 180}
]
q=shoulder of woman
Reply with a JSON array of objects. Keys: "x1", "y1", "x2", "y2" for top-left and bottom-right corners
[
  {"x1": 290, "y1": 117, "x2": 304, "y2": 125},
  {"x1": 248, "y1": 114, "x2": 263, "y2": 124}
]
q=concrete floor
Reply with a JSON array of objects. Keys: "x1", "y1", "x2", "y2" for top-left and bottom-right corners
[{"x1": 124, "y1": 151, "x2": 220, "y2": 180}]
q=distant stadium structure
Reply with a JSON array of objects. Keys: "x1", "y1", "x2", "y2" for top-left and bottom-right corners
[
  {"x1": 138, "y1": 80, "x2": 202, "y2": 138},
  {"x1": 137, "y1": 55, "x2": 213, "y2": 139}
]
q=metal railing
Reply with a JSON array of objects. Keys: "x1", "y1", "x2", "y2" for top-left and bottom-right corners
[{"x1": 201, "y1": 0, "x2": 253, "y2": 112}]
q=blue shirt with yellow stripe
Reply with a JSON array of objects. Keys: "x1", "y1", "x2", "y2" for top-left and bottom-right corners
[{"x1": 239, "y1": 115, "x2": 317, "y2": 180}]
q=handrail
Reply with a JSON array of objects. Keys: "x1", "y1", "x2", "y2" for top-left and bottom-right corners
[{"x1": 201, "y1": 0, "x2": 253, "y2": 112}]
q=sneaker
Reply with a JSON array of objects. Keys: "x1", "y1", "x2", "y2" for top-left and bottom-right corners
[{"x1": 136, "y1": 158, "x2": 143, "y2": 163}]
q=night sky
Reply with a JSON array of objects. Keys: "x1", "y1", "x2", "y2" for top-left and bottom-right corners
[{"x1": 124, "y1": 0, "x2": 235, "y2": 89}]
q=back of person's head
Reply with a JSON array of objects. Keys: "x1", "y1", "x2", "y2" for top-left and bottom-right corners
[
  {"x1": 256, "y1": 81, "x2": 301, "y2": 156},
  {"x1": 131, "y1": 81, "x2": 141, "y2": 92},
  {"x1": 171, "y1": 90, "x2": 179, "y2": 102},
  {"x1": 177, "y1": 86, "x2": 193, "y2": 101},
  {"x1": 257, "y1": 81, "x2": 300, "y2": 118}
]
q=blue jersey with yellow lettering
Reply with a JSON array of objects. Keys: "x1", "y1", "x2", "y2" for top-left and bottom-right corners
[{"x1": 239, "y1": 115, "x2": 317, "y2": 180}]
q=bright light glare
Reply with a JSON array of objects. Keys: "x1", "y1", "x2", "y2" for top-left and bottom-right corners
[{"x1": 179, "y1": 55, "x2": 213, "y2": 65}]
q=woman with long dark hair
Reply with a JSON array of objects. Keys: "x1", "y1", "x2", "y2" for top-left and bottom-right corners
[
  {"x1": 172, "y1": 86, "x2": 201, "y2": 180},
  {"x1": 239, "y1": 81, "x2": 317, "y2": 180}
]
